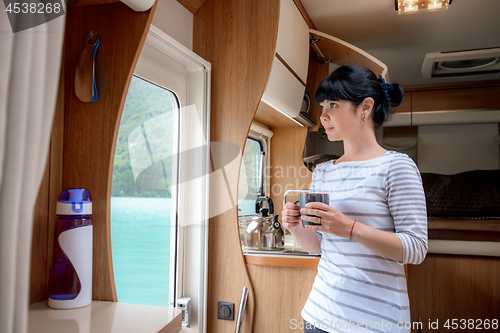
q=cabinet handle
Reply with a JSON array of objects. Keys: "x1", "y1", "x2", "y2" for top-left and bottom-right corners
[{"x1": 235, "y1": 287, "x2": 249, "y2": 333}]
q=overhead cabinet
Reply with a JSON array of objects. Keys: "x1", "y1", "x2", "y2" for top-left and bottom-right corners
[
  {"x1": 255, "y1": 0, "x2": 391, "y2": 128},
  {"x1": 384, "y1": 83, "x2": 500, "y2": 127},
  {"x1": 274, "y1": 0, "x2": 309, "y2": 83},
  {"x1": 256, "y1": 0, "x2": 310, "y2": 127},
  {"x1": 309, "y1": 30, "x2": 388, "y2": 79}
]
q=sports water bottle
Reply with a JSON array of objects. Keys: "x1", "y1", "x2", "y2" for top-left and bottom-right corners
[{"x1": 48, "y1": 189, "x2": 92, "y2": 309}]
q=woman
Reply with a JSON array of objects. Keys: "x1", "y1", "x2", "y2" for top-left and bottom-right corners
[{"x1": 282, "y1": 65, "x2": 427, "y2": 333}]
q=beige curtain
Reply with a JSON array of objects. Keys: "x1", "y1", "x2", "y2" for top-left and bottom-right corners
[{"x1": 0, "y1": 8, "x2": 65, "y2": 333}]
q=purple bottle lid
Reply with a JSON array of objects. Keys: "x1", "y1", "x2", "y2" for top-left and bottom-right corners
[{"x1": 56, "y1": 189, "x2": 92, "y2": 215}]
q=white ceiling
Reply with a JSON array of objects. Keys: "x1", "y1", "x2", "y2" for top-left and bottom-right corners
[{"x1": 300, "y1": 0, "x2": 500, "y2": 86}]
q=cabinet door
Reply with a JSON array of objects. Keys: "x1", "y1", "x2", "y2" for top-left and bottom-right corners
[
  {"x1": 411, "y1": 86, "x2": 500, "y2": 125},
  {"x1": 261, "y1": 56, "x2": 305, "y2": 119},
  {"x1": 412, "y1": 86, "x2": 500, "y2": 112},
  {"x1": 407, "y1": 254, "x2": 500, "y2": 332},
  {"x1": 275, "y1": 0, "x2": 310, "y2": 82}
]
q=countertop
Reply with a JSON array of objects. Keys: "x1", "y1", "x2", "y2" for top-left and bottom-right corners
[
  {"x1": 243, "y1": 249, "x2": 320, "y2": 268},
  {"x1": 243, "y1": 248, "x2": 318, "y2": 256},
  {"x1": 28, "y1": 300, "x2": 182, "y2": 333}
]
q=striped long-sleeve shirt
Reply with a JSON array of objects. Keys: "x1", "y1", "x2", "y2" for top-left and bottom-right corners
[{"x1": 301, "y1": 150, "x2": 427, "y2": 333}]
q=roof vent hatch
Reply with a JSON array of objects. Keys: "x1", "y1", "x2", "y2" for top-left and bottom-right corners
[{"x1": 422, "y1": 48, "x2": 500, "y2": 79}]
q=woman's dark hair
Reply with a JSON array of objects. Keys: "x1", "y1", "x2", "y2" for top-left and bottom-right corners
[{"x1": 315, "y1": 65, "x2": 404, "y2": 129}]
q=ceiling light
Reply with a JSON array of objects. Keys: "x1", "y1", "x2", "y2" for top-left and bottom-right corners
[{"x1": 395, "y1": 0, "x2": 451, "y2": 15}]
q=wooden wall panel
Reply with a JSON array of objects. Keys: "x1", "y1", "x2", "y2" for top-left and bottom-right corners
[
  {"x1": 247, "y1": 265, "x2": 317, "y2": 333},
  {"x1": 193, "y1": 0, "x2": 280, "y2": 332},
  {"x1": 243, "y1": 126, "x2": 315, "y2": 333},
  {"x1": 62, "y1": 1, "x2": 156, "y2": 302},
  {"x1": 269, "y1": 127, "x2": 312, "y2": 217},
  {"x1": 407, "y1": 254, "x2": 500, "y2": 332},
  {"x1": 193, "y1": 17, "x2": 392, "y2": 333}
]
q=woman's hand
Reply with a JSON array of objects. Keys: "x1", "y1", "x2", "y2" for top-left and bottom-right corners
[
  {"x1": 300, "y1": 202, "x2": 354, "y2": 239},
  {"x1": 281, "y1": 202, "x2": 302, "y2": 231},
  {"x1": 281, "y1": 201, "x2": 322, "y2": 254}
]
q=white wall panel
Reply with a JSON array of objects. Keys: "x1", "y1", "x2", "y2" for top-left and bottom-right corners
[{"x1": 417, "y1": 123, "x2": 499, "y2": 174}]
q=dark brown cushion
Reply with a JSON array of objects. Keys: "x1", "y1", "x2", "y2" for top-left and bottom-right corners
[{"x1": 421, "y1": 170, "x2": 500, "y2": 218}]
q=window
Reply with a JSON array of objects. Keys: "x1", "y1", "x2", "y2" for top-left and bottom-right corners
[
  {"x1": 238, "y1": 138, "x2": 263, "y2": 215},
  {"x1": 238, "y1": 124, "x2": 273, "y2": 216},
  {"x1": 110, "y1": 26, "x2": 210, "y2": 331},
  {"x1": 111, "y1": 75, "x2": 178, "y2": 306}
]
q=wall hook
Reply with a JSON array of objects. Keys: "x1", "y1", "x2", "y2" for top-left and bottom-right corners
[{"x1": 75, "y1": 31, "x2": 100, "y2": 102}]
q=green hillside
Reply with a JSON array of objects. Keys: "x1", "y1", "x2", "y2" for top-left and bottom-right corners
[{"x1": 112, "y1": 76, "x2": 174, "y2": 198}]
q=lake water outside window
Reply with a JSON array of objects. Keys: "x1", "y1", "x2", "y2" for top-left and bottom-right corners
[
  {"x1": 238, "y1": 137, "x2": 263, "y2": 216},
  {"x1": 111, "y1": 75, "x2": 178, "y2": 306}
]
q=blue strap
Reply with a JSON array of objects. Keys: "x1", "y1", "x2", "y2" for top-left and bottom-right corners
[
  {"x1": 90, "y1": 37, "x2": 100, "y2": 103},
  {"x1": 379, "y1": 77, "x2": 393, "y2": 101}
]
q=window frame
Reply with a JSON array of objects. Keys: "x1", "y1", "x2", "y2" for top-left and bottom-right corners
[{"x1": 131, "y1": 25, "x2": 211, "y2": 332}]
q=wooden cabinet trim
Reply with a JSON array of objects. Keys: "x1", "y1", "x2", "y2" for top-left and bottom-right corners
[{"x1": 245, "y1": 254, "x2": 319, "y2": 268}]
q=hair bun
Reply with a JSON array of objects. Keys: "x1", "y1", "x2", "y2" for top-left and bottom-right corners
[{"x1": 388, "y1": 83, "x2": 404, "y2": 108}]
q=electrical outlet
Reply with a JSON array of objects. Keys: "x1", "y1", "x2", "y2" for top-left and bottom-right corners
[{"x1": 217, "y1": 301, "x2": 234, "y2": 321}]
